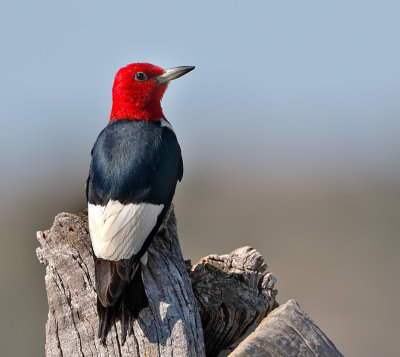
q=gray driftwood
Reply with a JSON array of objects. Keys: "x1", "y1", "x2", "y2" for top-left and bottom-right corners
[
  {"x1": 36, "y1": 209, "x2": 205, "y2": 357},
  {"x1": 220, "y1": 300, "x2": 344, "y2": 357},
  {"x1": 189, "y1": 247, "x2": 277, "y2": 356},
  {"x1": 37, "y1": 208, "x2": 342, "y2": 356}
]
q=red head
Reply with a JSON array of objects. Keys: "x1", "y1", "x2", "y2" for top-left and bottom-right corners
[{"x1": 110, "y1": 63, "x2": 195, "y2": 122}]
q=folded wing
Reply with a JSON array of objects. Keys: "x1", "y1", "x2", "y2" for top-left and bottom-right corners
[{"x1": 88, "y1": 200, "x2": 164, "y2": 261}]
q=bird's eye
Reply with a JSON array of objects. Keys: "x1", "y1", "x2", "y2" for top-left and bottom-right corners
[{"x1": 135, "y1": 72, "x2": 147, "y2": 81}]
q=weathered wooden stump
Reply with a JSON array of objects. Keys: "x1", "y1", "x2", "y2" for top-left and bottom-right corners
[{"x1": 36, "y1": 208, "x2": 343, "y2": 356}]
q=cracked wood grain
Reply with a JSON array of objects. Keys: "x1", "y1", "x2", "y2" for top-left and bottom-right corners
[
  {"x1": 219, "y1": 300, "x2": 344, "y2": 357},
  {"x1": 37, "y1": 209, "x2": 205, "y2": 357},
  {"x1": 36, "y1": 208, "x2": 341, "y2": 356},
  {"x1": 189, "y1": 247, "x2": 277, "y2": 356}
]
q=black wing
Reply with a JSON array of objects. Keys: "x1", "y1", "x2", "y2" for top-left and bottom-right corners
[{"x1": 87, "y1": 119, "x2": 183, "y2": 343}]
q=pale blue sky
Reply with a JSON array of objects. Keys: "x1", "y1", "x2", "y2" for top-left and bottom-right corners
[
  {"x1": 1, "y1": 2, "x2": 400, "y2": 356},
  {"x1": 1, "y1": 0, "x2": 400, "y2": 190}
]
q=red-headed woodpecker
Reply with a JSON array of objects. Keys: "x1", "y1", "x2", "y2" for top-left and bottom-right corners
[{"x1": 86, "y1": 63, "x2": 194, "y2": 344}]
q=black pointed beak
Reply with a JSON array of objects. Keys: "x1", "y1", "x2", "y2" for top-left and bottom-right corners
[{"x1": 156, "y1": 66, "x2": 195, "y2": 84}]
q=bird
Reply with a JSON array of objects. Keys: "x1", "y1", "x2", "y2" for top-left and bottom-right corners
[{"x1": 86, "y1": 63, "x2": 195, "y2": 344}]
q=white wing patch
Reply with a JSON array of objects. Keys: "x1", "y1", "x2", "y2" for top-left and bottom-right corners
[{"x1": 88, "y1": 200, "x2": 164, "y2": 261}]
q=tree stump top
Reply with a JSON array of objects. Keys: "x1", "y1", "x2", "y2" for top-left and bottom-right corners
[{"x1": 37, "y1": 210, "x2": 343, "y2": 356}]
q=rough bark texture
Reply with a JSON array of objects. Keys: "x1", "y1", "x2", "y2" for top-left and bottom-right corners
[
  {"x1": 36, "y1": 209, "x2": 205, "y2": 357},
  {"x1": 37, "y1": 209, "x2": 342, "y2": 356},
  {"x1": 189, "y1": 247, "x2": 277, "y2": 356},
  {"x1": 219, "y1": 300, "x2": 344, "y2": 357}
]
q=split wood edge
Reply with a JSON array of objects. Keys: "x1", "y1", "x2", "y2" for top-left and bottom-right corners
[{"x1": 36, "y1": 208, "x2": 343, "y2": 356}]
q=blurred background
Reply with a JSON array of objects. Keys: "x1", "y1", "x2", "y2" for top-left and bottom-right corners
[{"x1": 1, "y1": 0, "x2": 399, "y2": 356}]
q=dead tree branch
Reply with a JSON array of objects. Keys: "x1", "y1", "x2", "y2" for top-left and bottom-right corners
[{"x1": 36, "y1": 209, "x2": 342, "y2": 356}]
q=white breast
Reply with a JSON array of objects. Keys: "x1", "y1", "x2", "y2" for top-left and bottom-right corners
[{"x1": 88, "y1": 200, "x2": 164, "y2": 261}]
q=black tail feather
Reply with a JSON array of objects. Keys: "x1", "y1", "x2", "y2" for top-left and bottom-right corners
[
  {"x1": 96, "y1": 265, "x2": 149, "y2": 345},
  {"x1": 97, "y1": 299, "x2": 112, "y2": 345},
  {"x1": 128, "y1": 314, "x2": 134, "y2": 336},
  {"x1": 120, "y1": 300, "x2": 128, "y2": 345},
  {"x1": 124, "y1": 265, "x2": 149, "y2": 318}
]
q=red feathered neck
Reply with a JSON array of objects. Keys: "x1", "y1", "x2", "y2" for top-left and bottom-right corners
[{"x1": 109, "y1": 63, "x2": 167, "y2": 122}]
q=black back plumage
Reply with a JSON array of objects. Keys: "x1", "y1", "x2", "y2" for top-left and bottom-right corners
[
  {"x1": 87, "y1": 119, "x2": 183, "y2": 344},
  {"x1": 88, "y1": 119, "x2": 183, "y2": 206}
]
